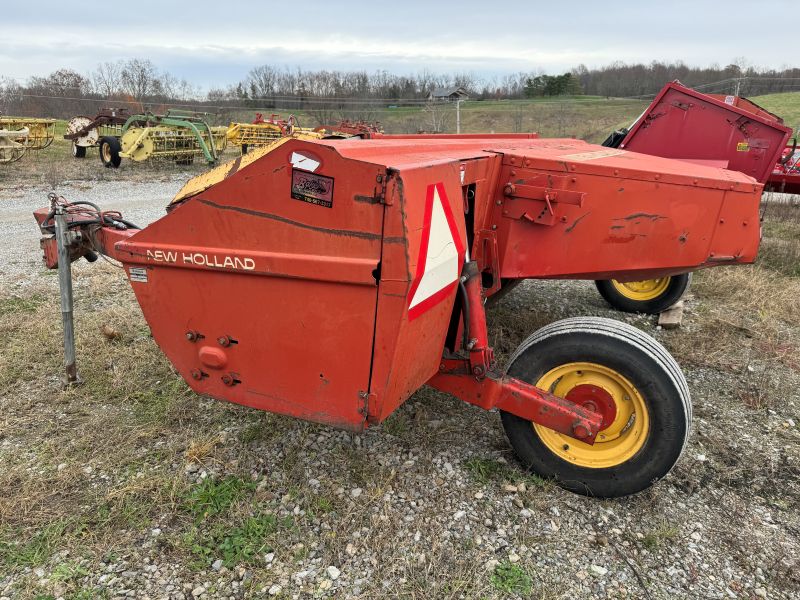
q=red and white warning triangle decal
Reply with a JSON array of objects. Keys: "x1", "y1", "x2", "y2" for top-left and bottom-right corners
[{"x1": 407, "y1": 182, "x2": 465, "y2": 320}]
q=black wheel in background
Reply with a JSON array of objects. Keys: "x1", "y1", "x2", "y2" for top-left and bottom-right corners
[{"x1": 99, "y1": 136, "x2": 122, "y2": 168}]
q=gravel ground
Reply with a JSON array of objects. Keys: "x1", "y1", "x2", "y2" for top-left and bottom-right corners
[
  {"x1": 1, "y1": 180, "x2": 798, "y2": 599},
  {"x1": 0, "y1": 176, "x2": 190, "y2": 291}
]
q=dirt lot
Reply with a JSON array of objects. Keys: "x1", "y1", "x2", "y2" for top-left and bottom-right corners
[{"x1": 1, "y1": 155, "x2": 799, "y2": 600}]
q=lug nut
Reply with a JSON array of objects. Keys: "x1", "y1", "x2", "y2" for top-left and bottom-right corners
[
  {"x1": 217, "y1": 335, "x2": 231, "y2": 347},
  {"x1": 190, "y1": 369, "x2": 203, "y2": 380},
  {"x1": 221, "y1": 374, "x2": 233, "y2": 386},
  {"x1": 186, "y1": 330, "x2": 199, "y2": 342}
]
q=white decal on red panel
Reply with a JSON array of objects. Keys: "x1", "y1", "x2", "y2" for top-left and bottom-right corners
[
  {"x1": 407, "y1": 183, "x2": 465, "y2": 320},
  {"x1": 290, "y1": 152, "x2": 320, "y2": 172}
]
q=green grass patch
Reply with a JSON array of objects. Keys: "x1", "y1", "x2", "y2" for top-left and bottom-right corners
[
  {"x1": 491, "y1": 560, "x2": 533, "y2": 596},
  {"x1": 751, "y1": 92, "x2": 800, "y2": 131},
  {"x1": 130, "y1": 377, "x2": 190, "y2": 424},
  {"x1": 463, "y1": 457, "x2": 548, "y2": 488},
  {"x1": 641, "y1": 522, "x2": 680, "y2": 550},
  {"x1": 50, "y1": 560, "x2": 90, "y2": 583},
  {"x1": 0, "y1": 294, "x2": 48, "y2": 317},
  {"x1": 185, "y1": 513, "x2": 293, "y2": 569},
  {"x1": 181, "y1": 476, "x2": 256, "y2": 521},
  {"x1": 0, "y1": 519, "x2": 75, "y2": 569}
]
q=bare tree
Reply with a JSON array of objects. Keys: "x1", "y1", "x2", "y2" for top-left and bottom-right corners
[
  {"x1": 121, "y1": 59, "x2": 159, "y2": 101},
  {"x1": 92, "y1": 61, "x2": 124, "y2": 97},
  {"x1": 423, "y1": 99, "x2": 453, "y2": 133},
  {"x1": 28, "y1": 69, "x2": 89, "y2": 96},
  {"x1": 0, "y1": 76, "x2": 23, "y2": 113},
  {"x1": 247, "y1": 65, "x2": 279, "y2": 100}
]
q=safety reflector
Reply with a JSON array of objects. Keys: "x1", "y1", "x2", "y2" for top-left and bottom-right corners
[{"x1": 407, "y1": 182, "x2": 465, "y2": 320}]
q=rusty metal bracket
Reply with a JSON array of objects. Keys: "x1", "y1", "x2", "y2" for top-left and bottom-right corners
[{"x1": 502, "y1": 182, "x2": 585, "y2": 226}]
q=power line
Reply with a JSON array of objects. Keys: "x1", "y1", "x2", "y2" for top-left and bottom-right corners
[{"x1": 6, "y1": 92, "x2": 644, "y2": 113}]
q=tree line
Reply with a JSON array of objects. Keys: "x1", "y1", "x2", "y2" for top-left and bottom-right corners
[{"x1": 2, "y1": 58, "x2": 799, "y2": 122}]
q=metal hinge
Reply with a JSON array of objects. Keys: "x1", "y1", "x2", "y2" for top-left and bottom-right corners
[{"x1": 376, "y1": 170, "x2": 395, "y2": 205}]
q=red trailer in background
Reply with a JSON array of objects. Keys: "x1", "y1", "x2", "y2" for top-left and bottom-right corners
[
  {"x1": 766, "y1": 141, "x2": 800, "y2": 195},
  {"x1": 618, "y1": 81, "x2": 792, "y2": 182}
]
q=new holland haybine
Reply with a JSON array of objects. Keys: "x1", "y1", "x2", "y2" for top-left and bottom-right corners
[{"x1": 35, "y1": 131, "x2": 762, "y2": 497}]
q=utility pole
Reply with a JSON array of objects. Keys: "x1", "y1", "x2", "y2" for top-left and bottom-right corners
[
  {"x1": 456, "y1": 98, "x2": 461, "y2": 134},
  {"x1": 734, "y1": 77, "x2": 742, "y2": 97}
]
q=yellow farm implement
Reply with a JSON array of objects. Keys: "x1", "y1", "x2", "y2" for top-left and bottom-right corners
[
  {"x1": 97, "y1": 111, "x2": 228, "y2": 168},
  {"x1": 0, "y1": 116, "x2": 56, "y2": 163},
  {"x1": 226, "y1": 114, "x2": 322, "y2": 154}
]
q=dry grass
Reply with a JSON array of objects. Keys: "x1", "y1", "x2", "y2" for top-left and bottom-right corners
[
  {"x1": 760, "y1": 198, "x2": 800, "y2": 277},
  {"x1": 661, "y1": 200, "x2": 800, "y2": 384}
]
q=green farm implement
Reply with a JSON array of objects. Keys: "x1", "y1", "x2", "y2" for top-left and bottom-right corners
[{"x1": 98, "y1": 110, "x2": 228, "y2": 168}]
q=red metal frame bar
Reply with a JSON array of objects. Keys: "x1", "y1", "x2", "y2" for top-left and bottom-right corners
[
  {"x1": 427, "y1": 261, "x2": 602, "y2": 443},
  {"x1": 429, "y1": 364, "x2": 602, "y2": 443}
]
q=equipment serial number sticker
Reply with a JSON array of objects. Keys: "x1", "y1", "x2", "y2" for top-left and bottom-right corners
[
  {"x1": 737, "y1": 142, "x2": 750, "y2": 152},
  {"x1": 129, "y1": 267, "x2": 148, "y2": 283},
  {"x1": 291, "y1": 169, "x2": 334, "y2": 208}
]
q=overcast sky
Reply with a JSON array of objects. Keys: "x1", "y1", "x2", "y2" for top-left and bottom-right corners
[{"x1": 1, "y1": 0, "x2": 794, "y2": 90}]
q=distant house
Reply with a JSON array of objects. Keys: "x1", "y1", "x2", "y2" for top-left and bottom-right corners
[{"x1": 427, "y1": 87, "x2": 469, "y2": 101}]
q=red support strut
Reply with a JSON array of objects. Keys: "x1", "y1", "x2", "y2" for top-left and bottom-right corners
[{"x1": 428, "y1": 261, "x2": 603, "y2": 444}]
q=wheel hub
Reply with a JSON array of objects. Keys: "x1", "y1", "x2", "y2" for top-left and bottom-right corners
[
  {"x1": 532, "y1": 362, "x2": 650, "y2": 468},
  {"x1": 564, "y1": 384, "x2": 617, "y2": 430}
]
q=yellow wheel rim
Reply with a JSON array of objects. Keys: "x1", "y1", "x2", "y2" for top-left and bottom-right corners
[
  {"x1": 533, "y1": 362, "x2": 649, "y2": 469},
  {"x1": 611, "y1": 277, "x2": 671, "y2": 301},
  {"x1": 102, "y1": 144, "x2": 111, "y2": 162}
]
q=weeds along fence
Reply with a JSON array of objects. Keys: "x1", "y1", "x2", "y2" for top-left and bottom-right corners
[{"x1": 760, "y1": 193, "x2": 800, "y2": 278}]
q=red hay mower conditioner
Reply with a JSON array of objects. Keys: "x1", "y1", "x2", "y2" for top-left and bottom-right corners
[{"x1": 35, "y1": 133, "x2": 762, "y2": 497}]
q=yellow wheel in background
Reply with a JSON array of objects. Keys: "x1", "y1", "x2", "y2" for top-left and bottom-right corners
[
  {"x1": 595, "y1": 273, "x2": 692, "y2": 314},
  {"x1": 99, "y1": 136, "x2": 122, "y2": 168},
  {"x1": 533, "y1": 362, "x2": 649, "y2": 469},
  {"x1": 610, "y1": 277, "x2": 671, "y2": 301}
]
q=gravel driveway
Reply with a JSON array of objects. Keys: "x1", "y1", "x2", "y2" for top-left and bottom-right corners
[{"x1": 0, "y1": 176, "x2": 189, "y2": 291}]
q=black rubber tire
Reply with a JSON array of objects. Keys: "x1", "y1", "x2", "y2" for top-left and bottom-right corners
[
  {"x1": 72, "y1": 142, "x2": 87, "y2": 158},
  {"x1": 241, "y1": 144, "x2": 249, "y2": 155},
  {"x1": 595, "y1": 273, "x2": 692, "y2": 314},
  {"x1": 99, "y1": 136, "x2": 122, "y2": 168},
  {"x1": 500, "y1": 316, "x2": 691, "y2": 498}
]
